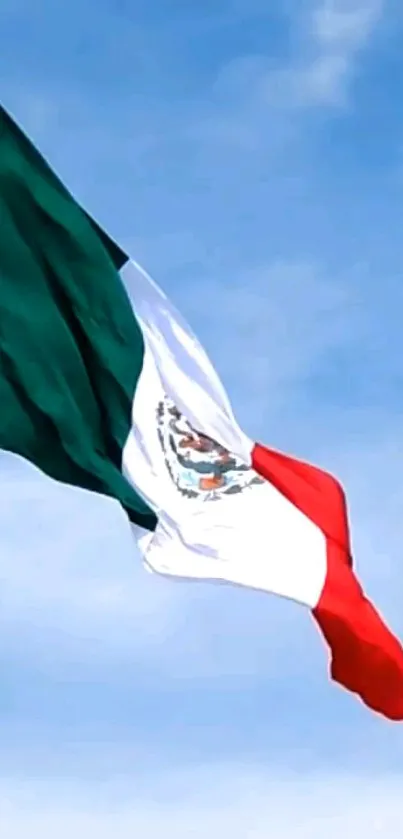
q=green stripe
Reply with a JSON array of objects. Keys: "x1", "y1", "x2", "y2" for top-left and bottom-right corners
[{"x1": 0, "y1": 105, "x2": 156, "y2": 530}]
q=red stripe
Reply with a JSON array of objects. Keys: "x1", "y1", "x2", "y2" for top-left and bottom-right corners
[{"x1": 252, "y1": 442, "x2": 403, "y2": 720}]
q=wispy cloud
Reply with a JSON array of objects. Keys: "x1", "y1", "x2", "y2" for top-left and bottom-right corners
[
  {"x1": 313, "y1": 0, "x2": 382, "y2": 50},
  {"x1": 296, "y1": 0, "x2": 384, "y2": 106},
  {"x1": 192, "y1": 0, "x2": 384, "y2": 151},
  {"x1": 1, "y1": 767, "x2": 403, "y2": 838}
]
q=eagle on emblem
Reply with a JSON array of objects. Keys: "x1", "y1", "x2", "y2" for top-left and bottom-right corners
[{"x1": 156, "y1": 397, "x2": 264, "y2": 500}]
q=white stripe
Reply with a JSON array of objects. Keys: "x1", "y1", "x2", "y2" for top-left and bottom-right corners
[
  {"x1": 121, "y1": 259, "x2": 252, "y2": 461},
  {"x1": 121, "y1": 260, "x2": 327, "y2": 609}
]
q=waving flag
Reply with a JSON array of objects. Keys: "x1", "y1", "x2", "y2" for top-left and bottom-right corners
[{"x1": 1, "y1": 104, "x2": 403, "y2": 720}]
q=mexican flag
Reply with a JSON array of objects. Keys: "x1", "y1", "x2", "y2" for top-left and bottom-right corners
[{"x1": 1, "y1": 104, "x2": 403, "y2": 720}]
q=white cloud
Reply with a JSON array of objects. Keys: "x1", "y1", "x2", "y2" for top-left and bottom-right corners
[
  {"x1": 1, "y1": 766, "x2": 402, "y2": 837},
  {"x1": 302, "y1": 0, "x2": 383, "y2": 105},
  {"x1": 313, "y1": 0, "x2": 383, "y2": 49},
  {"x1": 283, "y1": 53, "x2": 351, "y2": 107},
  {"x1": 266, "y1": 0, "x2": 384, "y2": 109},
  {"x1": 192, "y1": 0, "x2": 385, "y2": 150}
]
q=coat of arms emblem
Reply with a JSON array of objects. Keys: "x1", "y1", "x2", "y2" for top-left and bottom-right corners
[{"x1": 156, "y1": 397, "x2": 264, "y2": 500}]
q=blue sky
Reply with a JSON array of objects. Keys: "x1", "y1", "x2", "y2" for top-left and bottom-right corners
[{"x1": 2, "y1": 0, "x2": 403, "y2": 835}]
